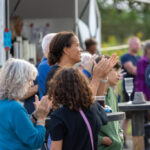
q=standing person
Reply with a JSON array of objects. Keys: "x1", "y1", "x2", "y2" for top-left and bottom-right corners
[
  {"x1": 135, "y1": 41, "x2": 150, "y2": 150},
  {"x1": 10, "y1": 16, "x2": 26, "y2": 56},
  {"x1": 135, "y1": 41, "x2": 150, "y2": 101},
  {"x1": 85, "y1": 38, "x2": 98, "y2": 55},
  {"x1": 37, "y1": 33, "x2": 56, "y2": 99},
  {"x1": 0, "y1": 58, "x2": 52, "y2": 150},
  {"x1": 48, "y1": 68, "x2": 108, "y2": 150},
  {"x1": 45, "y1": 31, "x2": 118, "y2": 95},
  {"x1": 120, "y1": 37, "x2": 141, "y2": 148},
  {"x1": 121, "y1": 37, "x2": 141, "y2": 101}
]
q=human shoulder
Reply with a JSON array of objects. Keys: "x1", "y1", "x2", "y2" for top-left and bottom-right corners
[
  {"x1": 120, "y1": 53, "x2": 130, "y2": 64},
  {"x1": 38, "y1": 58, "x2": 50, "y2": 71}
]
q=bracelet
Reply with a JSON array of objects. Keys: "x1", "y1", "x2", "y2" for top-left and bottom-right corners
[
  {"x1": 101, "y1": 77, "x2": 108, "y2": 83},
  {"x1": 31, "y1": 113, "x2": 37, "y2": 122},
  {"x1": 37, "y1": 120, "x2": 45, "y2": 125}
]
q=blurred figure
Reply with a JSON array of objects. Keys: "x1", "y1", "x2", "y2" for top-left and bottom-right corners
[
  {"x1": 85, "y1": 38, "x2": 98, "y2": 55},
  {"x1": 10, "y1": 16, "x2": 26, "y2": 56},
  {"x1": 135, "y1": 41, "x2": 150, "y2": 150},
  {"x1": 120, "y1": 37, "x2": 141, "y2": 148},
  {"x1": 0, "y1": 58, "x2": 51, "y2": 150},
  {"x1": 37, "y1": 33, "x2": 56, "y2": 99},
  {"x1": 135, "y1": 41, "x2": 150, "y2": 101},
  {"x1": 121, "y1": 37, "x2": 141, "y2": 101}
]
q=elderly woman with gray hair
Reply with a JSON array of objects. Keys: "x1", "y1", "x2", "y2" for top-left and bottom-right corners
[{"x1": 0, "y1": 58, "x2": 52, "y2": 150}]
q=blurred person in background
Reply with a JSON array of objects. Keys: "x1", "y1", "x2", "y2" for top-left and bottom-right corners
[
  {"x1": 135, "y1": 41, "x2": 150, "y2": 150},
  {"x1": 77, "y1": 52, "x2": 98, "y2": 78},
  {"x1": 10, "y1": 16, "x2": 27, "y2": 56},
  {"x1": 135, "y1": 41, "x2": 150, "y2": 101},
  {"x1": 37, "y1": 33, "x2": 56, "y2": 99},
  {"x1": 85, "y1": 38, "x2": 98, "y2": 55},
  {"x1": 120, "y1": 37, "x2": 141, "y2": 148},
  {"x1": 121, "y1": 37, "x2": 141, "y2": 101},
  {"x1": 0, "y1": 58, "x2": 51, "y2": 150}
]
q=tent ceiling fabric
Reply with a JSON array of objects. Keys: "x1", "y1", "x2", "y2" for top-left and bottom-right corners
[{"x1": 10, "y1": 0, "x2": 75, "y2": 18}]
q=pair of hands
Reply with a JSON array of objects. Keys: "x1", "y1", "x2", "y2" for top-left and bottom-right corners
[
  {"x1": 33, "y1": 95, "x2": 52, "y2": 121},
  {"x1": 93, "y1": 54, "x2": 118, "y2": 80}
]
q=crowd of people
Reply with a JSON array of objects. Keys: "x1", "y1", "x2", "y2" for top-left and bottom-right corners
[{"x1": 0, "y1": 28, "x2": 150, "y2": 150}]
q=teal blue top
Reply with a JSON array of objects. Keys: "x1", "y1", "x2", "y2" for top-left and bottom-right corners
[{"x1": 0, "y1": 98, "x2": 46, "y2": 150}]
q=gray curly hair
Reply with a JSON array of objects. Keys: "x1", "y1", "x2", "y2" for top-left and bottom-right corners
[{"x1": 0, "y1": 58, "x2": 37, "y2": 100}]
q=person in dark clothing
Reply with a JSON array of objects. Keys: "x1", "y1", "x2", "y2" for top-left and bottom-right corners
[
  {"x1": 120, "y1": 37, "x2": 141, "y2": 148},
  {"x1": 120, "y1": 37, "x2": 141, "y2": 101},
  {"x1": 47, "y1": 68, "x2": 108, "y2": 150}
]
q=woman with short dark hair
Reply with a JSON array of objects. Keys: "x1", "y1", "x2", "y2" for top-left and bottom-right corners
[{"x1": 48, "y1": 68, "x2": 108, "y2": 150}]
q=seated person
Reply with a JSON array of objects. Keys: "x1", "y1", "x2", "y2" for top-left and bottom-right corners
[{"x1": 96, "y1": 56, "x2": 124, "y2": 150}]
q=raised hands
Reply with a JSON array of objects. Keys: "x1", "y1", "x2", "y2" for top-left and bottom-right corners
[
  {"x1": 34, "y1": 95, "x2": 52, "y2": 121},
  {"x1": 93, "y1": 54, "x2": 118, "y2": 79}
]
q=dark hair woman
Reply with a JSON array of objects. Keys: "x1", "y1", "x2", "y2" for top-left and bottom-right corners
[
  {"x1": 47, "y1": 68, "x2": 107, "y2": 150},
  {"x1": 45, "y1": 31, "x2": 82, "y2": 92}
]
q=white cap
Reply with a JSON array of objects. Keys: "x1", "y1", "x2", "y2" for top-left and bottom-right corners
[{"x1": 41, "y1": 33, "x2": 56, "y2": 54}]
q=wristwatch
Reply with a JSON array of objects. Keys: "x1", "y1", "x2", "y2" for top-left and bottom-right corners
[{"x1": 101, "y1": 76, "x2": 108, "y2": 83}]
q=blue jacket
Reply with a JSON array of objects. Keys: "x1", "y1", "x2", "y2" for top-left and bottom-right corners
[{"x1": 37, "y1": 57, "x2": 51, "y2": 99}]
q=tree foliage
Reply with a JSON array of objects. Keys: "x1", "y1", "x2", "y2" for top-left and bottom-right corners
[{"x1": 97, "y1": 0, "x2": 150, "y2": 43}]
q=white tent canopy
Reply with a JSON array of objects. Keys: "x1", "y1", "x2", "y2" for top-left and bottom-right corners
[{"x1": 0, "y1": 0, "x2": 101, "y2": 66}]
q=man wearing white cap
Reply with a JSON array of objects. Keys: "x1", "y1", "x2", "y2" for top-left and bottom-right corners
[{"x1": 37, "y1": 33, "x2": 56, "y2": 99}]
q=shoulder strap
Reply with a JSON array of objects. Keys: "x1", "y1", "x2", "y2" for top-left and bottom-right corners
[{"x1": 79, "y1": 109, "x2": 94, "y2": 150}]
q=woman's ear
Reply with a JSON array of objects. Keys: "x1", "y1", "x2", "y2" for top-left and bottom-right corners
[{"x1": 63, "y1": 47, "x2": 70, "y2": 56}]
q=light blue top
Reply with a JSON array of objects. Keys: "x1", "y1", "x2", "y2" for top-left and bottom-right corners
[{"x1": 0, "y1": 98, "x2": 46, "y2": 150}]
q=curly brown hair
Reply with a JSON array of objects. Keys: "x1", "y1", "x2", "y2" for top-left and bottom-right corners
[
  {"x1": 48, "y1": 31, "x2": 75, "y2": 66},
  {"x1": 48, "y1": 68, "x2": 94, "y2": 111}
]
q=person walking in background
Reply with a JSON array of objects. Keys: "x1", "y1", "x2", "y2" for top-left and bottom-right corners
[
  {"x1": 85, "y1": 38, "x2": 98, "y2": 55},
  {"x1": 120, "y1": 37, "x2": 141, "y2": 148},
  {"x1": 37, "y1": 33, "x2": 56, "y2": 99},
  {"x1": 0, "y1": 58, "x2": 52, "y2": 150}
]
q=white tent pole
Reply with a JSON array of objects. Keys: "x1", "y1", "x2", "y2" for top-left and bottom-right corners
[
  {"x1": 74, "y1": 0, "x2": 79, "y2": 36},
  {"x1": 0, "y1": 0, "x2": 6, "y2": 66}
]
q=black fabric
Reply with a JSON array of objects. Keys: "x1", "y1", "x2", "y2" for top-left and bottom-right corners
[
  {"x1": 24, "y1": 80, "x2": 38, "y2": 114},
  {"x1": 45, "y1": 65, "x2": 60, "y2": 94},
  {"x1": 48, "y1": 101, "x2": 108, "y2": 150}
]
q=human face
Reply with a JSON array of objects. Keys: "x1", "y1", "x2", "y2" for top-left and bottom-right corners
[
  {"x1": 108, "y1": 68, "x2": 120, "y2": 86},
  {"x1": 15, "y1": 20, "x2": 23, "y2": 36},
  {"x1": 88, "y1": 44, "x2": 97, "y2": 55},
  {"x1": 129, "y1": 39, "x2": 141, "y2": 54},
  {"x1": 67, "y1": 36, "x2": 82, "y2": 64}
]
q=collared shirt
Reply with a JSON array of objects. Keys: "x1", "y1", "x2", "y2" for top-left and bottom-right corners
[
  {"x1": 135, "y1": 55, "x2": 150, "y2": 100},
  {"x1": 37, "y1": 57, "x2": 51, "y2": 99}
]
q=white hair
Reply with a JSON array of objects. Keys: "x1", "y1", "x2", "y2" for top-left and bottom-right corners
[
  {"x1": 41, "y1": 33, "x2": 56, "y2": 55},
  {"x1": 0, "y1": 58, "x2": 37, "y2": 100},
  {"x1": 81, "y1": 52, "x2": 92, "y2": 64}
]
